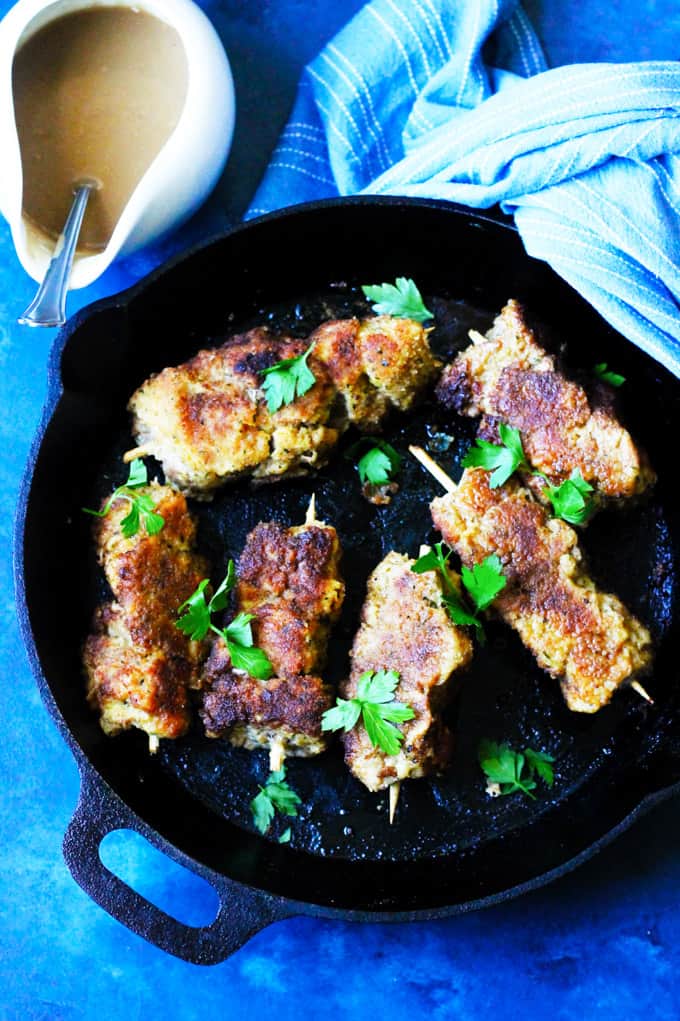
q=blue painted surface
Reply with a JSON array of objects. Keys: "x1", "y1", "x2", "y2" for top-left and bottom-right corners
[{"x1": 1, "y1": 1, "x2": 678, "y2": 1017}]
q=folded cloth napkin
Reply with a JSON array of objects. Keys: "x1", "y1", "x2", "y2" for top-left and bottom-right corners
[{"x1": 247, "y1": 0, "x2": 680, "y2": 377}]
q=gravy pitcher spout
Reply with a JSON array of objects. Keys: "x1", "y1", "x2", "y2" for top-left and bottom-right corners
[{"x1": 0, "y1": 0, "x2": 235, "y2": 291}]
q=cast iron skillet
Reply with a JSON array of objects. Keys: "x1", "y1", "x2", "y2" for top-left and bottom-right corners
[{"x1": 15, "y1": 198, "x2": 680, "y2": 965}]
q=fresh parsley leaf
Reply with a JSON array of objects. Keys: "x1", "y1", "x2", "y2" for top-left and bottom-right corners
[
  {"x1": 359, "y1": 447, "x2": 392, "y2": 485},
  {"x1": 260, "y1": 343, "x2": 316, "y2": 413},
  {"x1": 264, "y1": 768, "x2": 302, "y2": 814},
  {"x1": 462, "y1": 423, "x2": 529, "y2": 488},
  {"x1": 478, "y1": 740, "x2": 536, "y2": 799},
  {"x1": 361, "y1": 701, "x2": 405, "y2": 757},
  {"x1": 412, "y1": 544, "x2": 505, "y2": 644},
  {"x1": 175, "y1": 563, "x2": 273, "y2": 677},
  {"x1": 356, "y1": 668, "x2": 400, "y2": 703},
  {"x1": 132, "y1": 492, "x2": 165, "y2": 536},
  {"x1": 361, "y1": 277, "x2": 433, "y2": 322},
  {"x1": 319, "y1": 698, "x2": 362, "y2": 733},
  {"x1": 176, "y1": 578, "x2": 212, "y2": 640},
  {"x1": 119, "y1": 502, "x2": 140, "y2": 538},
  {"x1": 176, "y1": 564, "x2": 240, "y2": 641},
  {"x1": 593, "y1": 362, "x2": 625, "y2": 387},
  {"x1": 524, "y1": 748, "x2": 555, "y2": 786},
  {"x1": 82, "y1": 459, "x2": 165, "y2": 538},
  {"x1": 278, "y1": 827, "x2": 292, "y2": 844},
  {"x1": 224, "y1": 611, "x2": 256, "y2": 648},
  {"x1": 321, "y1": 669, "x2": 415, "y2": 756},
  {"x1": 478, "y1": 740, "x2": 555, "y2": 799},
  {"x1": 410, "y1": 547, "x2": 442, "y2": 575},
  {"x1": 442, "y1": 594, "x2": 481, "y2": 633},
  {"x1": 544, "y1": 469, "x2": 595, "y2": 526},
  {"x1": 346, "y1": 437, "x2": 402, "y2": 487},
  {"x1": 126, "y1": 458, "x2": 148, "y2": 488},
  {"x1": 250, "y1": 788, "x2": 275, "y2": 834},
  {"x1": 250, "y1": 766, "x2": 302, "y2": 835},
  {"x1": 460, "y1": 554, "x2": 507, "y2": 612},
  {"x1": 209, "y1": 560, "x2": 236, "y2": 614},
  {"x1": 227, "y1": 640, "x2": 274, "y2": 680},
  {"x1": 464, "y1": 423, "x2": 597, "y2": 528}
]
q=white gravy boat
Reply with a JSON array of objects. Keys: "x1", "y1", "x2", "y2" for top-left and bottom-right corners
[{"x1": 0, "y1": 0, "x2": 235, "y2": 288}]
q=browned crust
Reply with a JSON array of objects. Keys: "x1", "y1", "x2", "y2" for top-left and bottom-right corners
[
  {"x1": 84, "y1": 605, "x2": 192, "y2": 739},
  {"x1": 199, "y1": 518, "x2": 344, "y2": 753},
  {"x1": 436, "y1": 299, "x2": 654, "y2": 502},
  {"x1": 341, "y1": 552, "x2": 474, "y2": 791},
  {"x1": 128, "y1": 316, "x2": 440, "y2": 496},
  {"x1": 84, "y1": 484, "x2": 210, "y2": 739},
  {"x1": 431, "y1": 468, "x2": 653, "y2": 712},
  {"x1": 237, "y1": 520, "x2": 344, "y2": 677},
  {"x1": 200, "y1": 638, "x2": 333, "y2": 738}
]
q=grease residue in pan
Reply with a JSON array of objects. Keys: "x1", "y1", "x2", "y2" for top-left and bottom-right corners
[{"x1": 84, "y1": 288, "x2": 677, "y2": 864}]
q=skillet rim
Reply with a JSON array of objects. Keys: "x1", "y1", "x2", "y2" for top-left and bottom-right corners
[{"x1": 14, "y1": 194, "x2": 680, "y2": 923}]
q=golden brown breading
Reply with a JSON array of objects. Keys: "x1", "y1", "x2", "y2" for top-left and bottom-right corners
[
  {"x1": 341, "y1": 552, "x2": 474, "y2": 792},
  {"x1": 199, "y1": 517, "x2": 345, "y2": 758},
  {"x1": 128, "y1": 316, "x2": 440, "y2": 498},
  {"x1": 84, "y1": 484, "x2": 209, "y2": 740},
  {"x1": 431, "y1": 468, "x2": 653, "y2": 713},
  {"x1": 237, "y1": 521, "x2": 344, "y2": 676},
  {"x1": 200, "y1": 640, "x2": 332, "y2": 757},
  {"x1": 436, "y1": 299, "x2": 654, "y2": 504},
  {"x1": 312, "y1": 315, "x2": 441, "y2": 430}
]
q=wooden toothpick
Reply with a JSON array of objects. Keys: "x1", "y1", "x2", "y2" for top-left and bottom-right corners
[
  {"x1": 631, "y1": 680, "x2": 654, "y2": 705},
  {"x1": 123, "y1": 445, "x2": 150, "y2": 463},
  {"x1": 409, "y1": 445, "x2": 457, "y2": 493},
  {"x1": 389, "y1": 781, "x2": 401, "y2": 824}
]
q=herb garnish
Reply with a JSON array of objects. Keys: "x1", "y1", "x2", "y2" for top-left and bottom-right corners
[
  {"x1": 593, "y1": 362, "x2": 625, "y2": 387},
  {"x1": 462, "y1": 422, "x2": 528, "y2": 488},
  {"x1": 82, "y1": 459, "x2": 165, "y2": 538},
  {"x1": 411, "y1": 543, "x2": 506, "y2": 643},
  {"x1": 176, "y1": 562, "x2": 274, "y2": 679},
  {"x1": 347, "y1": 437, "x2": 402, "y2": 486},
  {"x1": 260, "y1": 342, "x2": 316, "y2": 413},
  {"x1": 362, "y1": 277, "x2": 433, "y2": 323},
  {"x1": 543, "y1": 469, "x2": 594, "y2": 526},
  {"x1": 250, "y1": 766, "x2": 301, "y2": 835},
  {"x1": 462, "y1": 425, "x2": 596, "y2": 525},
  {"x1": 321, "y1": 669, "x2": 415, "y2": 756},
  {"x1": 478, "y1": 740, "x2": 555, "y2": 799}
]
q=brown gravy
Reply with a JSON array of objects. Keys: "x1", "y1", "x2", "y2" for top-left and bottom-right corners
[{"x1": 12, "y1": 7, "x2": 188, "y2": 251}]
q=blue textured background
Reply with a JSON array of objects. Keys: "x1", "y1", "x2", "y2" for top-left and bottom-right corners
[{"x1": 2, "y1": 1, "x2": 679, "y2": 1017}]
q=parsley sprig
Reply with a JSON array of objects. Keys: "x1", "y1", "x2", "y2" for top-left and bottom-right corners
[
  {"x1": 250, "y1": 765, "x2": 301, "y2": 836},
  {"x1": 411, "y1": 543, "x2": 506, "y2": 644},
  {"x1": 462, "y1": 422, "x2": 528, "y2": 488},
  {"x1": 478, "y1": 740, "x2": 555, "y2": 799},
  {"x1": 82, "y1": 459, "x2": 165, "y2": 538},
  {"x1": 260, "y1": 342, "x2": 316, "y2": 413},
  {"x1": 176, "y1": 562, "x2": 274, "y2": 679},
  {"x1": 463, "y1": 424, "x2": 595, "y2": 525},
  {"x1": 321, "y1": 669, "x2": 415, "y2": 756},
  {"x1": 347, "y1": 437, "x2": 402, "y2": 486},
  {"x1": 362, "y1": 277, "x2": 433, "y2": 323},
  {"x1": 544, "y1": 469, "x2": 594, "y2": 525},
  {"x1": 594, "y1": 362, "x2": 625, "y2": 387}
]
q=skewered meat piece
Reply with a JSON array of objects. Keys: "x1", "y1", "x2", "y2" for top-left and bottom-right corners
[
  {"x1": 128, "y1": 315, "x2": 440, "y2": 498},
  {"x1": 341, "y1": 551, "x2": 474, "y2": 793},
  {"x1": 430, "y1": 466, "x2": 653, "y2": 713},
  {"x1": 84, "y1": 484, "x2": 209, "y2": 742},
  {"x1": 200, "y1": 514, "x2": 345, "y2": 760},
  {"x1": 436, "y1": 299, "x2": 654, "y2": 506}
]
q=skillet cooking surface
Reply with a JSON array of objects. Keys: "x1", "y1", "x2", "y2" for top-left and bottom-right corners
[{"x1": 21, "y1": 199, "x2": 680, "y2": 912}]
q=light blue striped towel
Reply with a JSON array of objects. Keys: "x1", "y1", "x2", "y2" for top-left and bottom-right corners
[{"x1": 248, "y1": 0, "x2": 680, "y2": 377}]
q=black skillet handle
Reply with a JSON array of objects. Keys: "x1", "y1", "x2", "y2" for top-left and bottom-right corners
[{"x1": 63, "y1": 770, "x2": 294, "y2": 965}]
